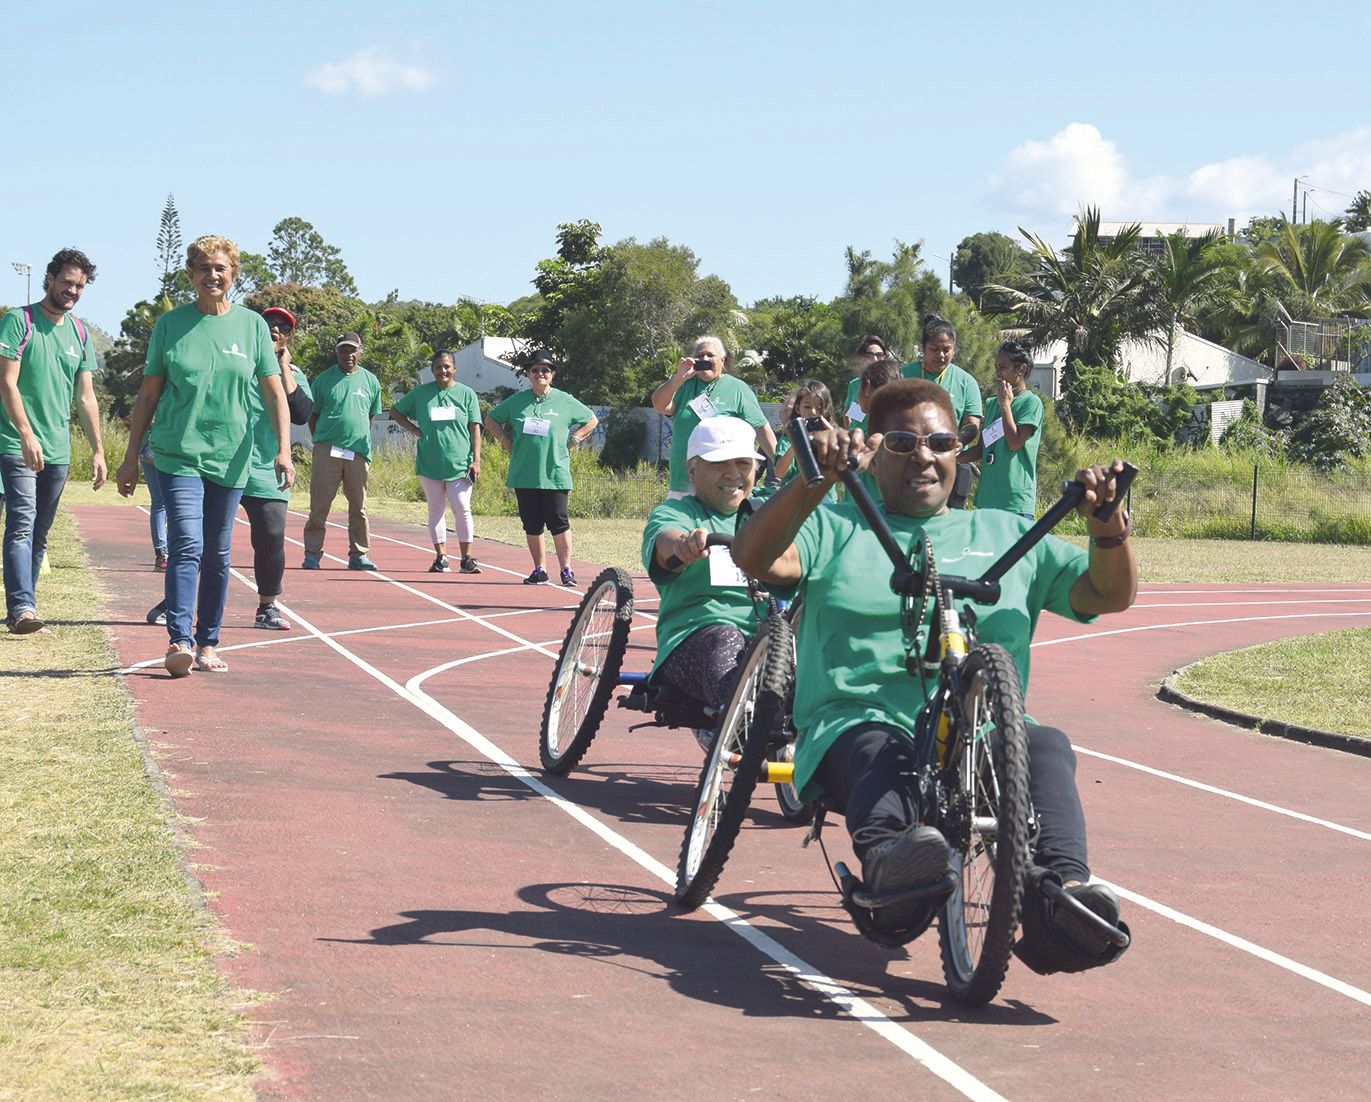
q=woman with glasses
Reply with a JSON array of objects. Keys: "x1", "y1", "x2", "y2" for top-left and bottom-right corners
[
  {"x1": 968, "y1": 340, "x2": 1043, "y2": 518},
  {"x1": 733, "y1": 378, "x2": 1136, "y2": 973},
  {"x1": 483, "y1": 349, "x2": 598, "y2": 586},
  {"x1": 841, "y1": 334, "x2": 893, "y2": 429}
]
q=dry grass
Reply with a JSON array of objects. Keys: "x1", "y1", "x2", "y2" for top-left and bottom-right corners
[{"x1": 0, "y1": 506, "x2": 259, "y2": 1100}]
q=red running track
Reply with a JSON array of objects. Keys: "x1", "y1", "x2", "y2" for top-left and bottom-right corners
[{"x1": 71, "y1": 503, "x2": 1371, "y2": 1101}]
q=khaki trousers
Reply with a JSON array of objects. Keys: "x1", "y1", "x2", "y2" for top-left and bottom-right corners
[{"x1": 304, "y1": 441, "x2": 370, "y2": 556}]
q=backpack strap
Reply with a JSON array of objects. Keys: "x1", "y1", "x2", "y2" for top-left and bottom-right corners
[{"x1": 13, "y1": 305, "x2": 88, "y2": 359}]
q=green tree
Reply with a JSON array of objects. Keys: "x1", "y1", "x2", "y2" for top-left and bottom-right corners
[
  {"x1": 155, "y1": 193, "x2": 188, "y2": 302},
  {"x1": 266, "y1": 217, "x2": 358, "y2": 296},
  {"x1": 1147, "y1": 229, "x2": 1240, "y2": 378},
  {"x1": 1255, "y1": 218, "x2": 1371, "y2": 321},
  {"x1": 835, "y1": 241, "x2": 945, "y2": 359},
  {"x1": 243, "y1": 282, "x2": 370, "y2": 380},
  {"x1": 99, "y1": 295, "x2": 176, "y2": 418},
  {"x1": 232, "y1": 251, "x2": 275, "y2": 302},
  {"x1": 951, "y1": 231, "x2": 1034, "y2": 311},
  {"x1": 1287, "y1": 375, "x2": 1371, "y2": 470},
  {"x1": 1344, "y1": 190, "x2": 1371, "y2": 234},
  {"x1": 739, "y1": 295, "x2": 845, "y2": 395},
  {"x1": 986, "y1": 207, "x2": 1153, "y2": 371}
]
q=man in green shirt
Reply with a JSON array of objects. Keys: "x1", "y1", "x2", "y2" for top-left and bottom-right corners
[
  {"x1": 302, "y1": 332, "x2": 384, "y2": 570},
  {"x1": 733, "y1": 379, "x2": 1136, "y2": 973},
  {"x1": 651, "y1": 336, "x2": 777, "y2": 497},
  {"x1": 0, "y1": 248, "x2": 105, "y2": 633},
  {"x1": 642, "y1": 416, "x2": 769, "y2": 747},
  {"x1": 968, "y1": 339, "x2": 1043, "y2": 517}
]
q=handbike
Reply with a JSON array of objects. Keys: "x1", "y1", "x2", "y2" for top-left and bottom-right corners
[
  {"x1": 539, "y1": 537, "x2": 805, "y2": 847},
  {"x1": 707, "y1": 422, "x2": 1134, "y2": 1006}
]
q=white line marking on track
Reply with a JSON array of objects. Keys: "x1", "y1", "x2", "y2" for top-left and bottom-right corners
[
  {"x1": 1098, "y1": 879, "x2": 1371, "y2": 1009},
  {"x1": 267, "y1": 591, "x2": 1007, "y2": 1099},
  {"x1": 1133, "y1": 599, "x2": 1371, "y2": 609},
  {"x1": 1035, "y1": 611, "x2": 1371, "y2": 648},
  {"x1": 1073, "y1": 746, "x2": 1371, "y2": 842}
]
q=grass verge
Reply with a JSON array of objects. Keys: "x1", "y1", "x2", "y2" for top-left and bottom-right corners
[
  {"x1": 1172, "y1": 628, "x2": 1371, "y2": 739},
  {"x1": 0, "y1": 506, "x2": 258, "y2": 1099}
]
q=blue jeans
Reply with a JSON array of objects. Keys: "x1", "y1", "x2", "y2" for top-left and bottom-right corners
[
  {"x1": 156, "y1": 470, "x2": 243, "y2": 648},
  {"x1": 141, "y1": 456, "x2": 167, "y2": 555},
  {"x1": 1, "y1": 454, "x2": 69, "y2": 622}
]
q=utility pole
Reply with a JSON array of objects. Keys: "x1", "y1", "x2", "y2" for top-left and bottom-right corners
[
  {"x1": 1292, "y1": 177, "x2": 1298, "y2": 222},
  {"x1": 10, "y1": 261, "x2": 31, "y2": 303}
]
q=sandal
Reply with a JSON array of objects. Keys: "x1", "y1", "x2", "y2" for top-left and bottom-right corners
[
  {"x1": 194, "y1": 649, "x2": 229, "y2": 673},
  {"x1": 9, "y1": 610, "x2": 46, "y2": 635},
  {"x1": 164, "y1": 644, "x2": 194, "y2": 678}
]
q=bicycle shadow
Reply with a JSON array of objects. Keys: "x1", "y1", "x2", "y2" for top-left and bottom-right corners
[{"x1": 323, "y1": 882, "x2": 1054, "y2": 1027}]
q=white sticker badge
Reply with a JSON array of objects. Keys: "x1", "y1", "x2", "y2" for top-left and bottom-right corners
[
  {"x1": 688, "y1": 393, "x2": 718, "y2": 420},
  {"x1": 522, "y1": 417, "x2": 551, "y2": 437},
  {"x1": 708, "y1": 544, "x2": 749, "y2": 588},
  {"x1": 981, "y1": 418, "x2": 1005, "y2": 447},
  {"x1": 430, "y1": 405, "x2": 458, "y2": 422},
  {"x1": 845, "y1": 401, "x2": 865, "y2": 423},
  {"x1": 329, "y1": 445, "x2": 356, "y2": 461}
]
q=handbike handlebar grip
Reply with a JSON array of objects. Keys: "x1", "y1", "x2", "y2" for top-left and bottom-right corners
[
  {"x1": 1091, "y1": 461, "x2": 1138, "y2": 524},
  {"x1": 785, "y1": 418, "x2": 826, "y2": 488},
  {"x1": 663, "y1": 532, "x2": 732, "y2": 572}
]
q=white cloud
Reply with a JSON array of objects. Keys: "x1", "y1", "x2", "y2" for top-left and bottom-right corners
[
  {"x1": 986, "y1": 122, "x2": 1371, "y2": 229},
  {"x1": 306, "y1": 47, "x2": 437, "y2": 98}
]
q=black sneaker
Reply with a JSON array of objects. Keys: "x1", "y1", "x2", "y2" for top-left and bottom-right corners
[
  {"x1": 254, "y1": 603, "x2": 290, "y2": 631},
  {"x1": 429, "y1": 555, "x2": 451, "y2": 573},
  {"x1": 862, "y1": 825, "x2": 951, "y2": 891},
  {"x1": 560, "y1": 567, "x2": 577, "y2": 587},
  {"x1": 146, "y1": 601, "x2": 167, "y2": 626},
  {"x1": 459, "y1": 555, "x2": 482, "y2": 574},
  {"x1": 523, "y1": 566, "x2": 549, "y2": 585}
]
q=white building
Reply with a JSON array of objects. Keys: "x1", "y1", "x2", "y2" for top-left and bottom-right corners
[
  {"x1": 417, "y1": 337, "x2": 532, "y2": 393},
  {"x1": 1023, "y1": 329, "x2": 1268, "y2": 398}
]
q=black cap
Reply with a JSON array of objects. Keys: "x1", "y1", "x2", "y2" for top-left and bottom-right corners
[
  {"x1": 528, "y1": 348, "x2": 558, "y2": 369},
  {"x1": 336, "y1": 332, "x2": 362, "y2": 349}
]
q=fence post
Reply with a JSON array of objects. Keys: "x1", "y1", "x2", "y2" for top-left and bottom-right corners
[{"x1": 1250, "y1": 463, "x2": 1258, "y2": 541}]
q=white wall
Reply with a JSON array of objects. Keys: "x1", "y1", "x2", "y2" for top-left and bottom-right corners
[{"x1": 1118, "y1": 329, "x2": 1268, "y2": 388}]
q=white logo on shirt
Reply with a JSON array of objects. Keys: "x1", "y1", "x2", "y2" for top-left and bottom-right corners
[
  {"x1": 66, "y1": 345, "x2": 77, "y2": 356},
  {"x1": 222, "y1": 343, "x2": 248, "y2": 359}
]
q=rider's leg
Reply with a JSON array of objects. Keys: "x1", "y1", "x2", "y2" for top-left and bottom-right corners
[
  {"x1": 1025, "y1": 725, "x2": 1089, "y2": 884},
  {"x1": 655, "y1": 624, "x2": 748, "y2": 712}
]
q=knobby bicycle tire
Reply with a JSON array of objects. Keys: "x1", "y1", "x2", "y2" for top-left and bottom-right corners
[
  {"x1": 937, "y1": 642, "x2": 1030, "y2": 1006},
  {"x1": 538, "y1": 567, "x2": 634, "y2": 774},
  {"x1": 675, "y1": 612, "x2": 792, "y2": 909}
]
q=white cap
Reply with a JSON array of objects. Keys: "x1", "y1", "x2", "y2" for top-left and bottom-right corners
[{"x1": 687, "y1": 416, "x2": 764, "y2": 462}]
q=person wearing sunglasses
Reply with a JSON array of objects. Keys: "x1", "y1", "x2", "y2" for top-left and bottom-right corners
[
  {"x1": 841, "y1": 334, "x2": 894, "y2": 429},
  {"x1": 732, "y1": 378, "x2": 1136, "y2": 973},
  {"x1": 967, "y1": 340, "x2": 1042, "y2": 518},
  {"x1": 484, "y1": 349, "x2": 598, "y2": 586}
]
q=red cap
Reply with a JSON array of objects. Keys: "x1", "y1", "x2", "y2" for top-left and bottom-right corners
[{"x1": 262, "y1": 307, "x2": 297, "y2": 330}]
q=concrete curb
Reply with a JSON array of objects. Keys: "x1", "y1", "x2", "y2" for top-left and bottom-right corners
[{"x1": 1158, "y1": 665, "x2": 1371, "y2": 760}]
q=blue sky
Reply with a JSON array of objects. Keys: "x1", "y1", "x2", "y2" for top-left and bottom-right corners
[{"x1": 7, "y1": 0, "x2": 1371, "y2": 334}]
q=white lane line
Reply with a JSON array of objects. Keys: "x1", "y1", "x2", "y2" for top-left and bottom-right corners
[
  {"x1": 1134, "y1": 599, "x2": 1371, "y2": 609},
  {"x1": 1098, "y1": 879, "x2": 1371, "y2": 1009},
  {"x1": 1034, "y1": 611, "x2": 1371, "y2": 649},
  {"x1": 1073, "y1": 746, "x2": 1371, "y2": 842},
  {"x1": 397, "y1": 667, "x2": 1003, "y2": 1100},
  {"x1": 1139, "y1": 588, "x2": 1371, "y2": 596},
  {"x1": 409, "y1": 624, "x2": 659, "y2": 683}
]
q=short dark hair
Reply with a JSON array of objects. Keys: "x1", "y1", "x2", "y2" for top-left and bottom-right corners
[
  {"x1": 997, "y1": 339, "x2": 1033, "y2": 372},
  {"x1": 432, "y1": 348, "x2": 455, "y2": 364},
  {"x1": 853, "y1": 333, "x2": 891, "y2": 356},
  {"x1": 867, "y1": 379, "x2": 956, "y2": 435},
  {"x1": 920, "y1": 312, "x2": 956, "y2": 349},
  {"x1": 860, "y1": 357, "x2": 903, "y2": 391},
  {"x1": 44, "y1": 248, "x2": 96, "y2": 290}
]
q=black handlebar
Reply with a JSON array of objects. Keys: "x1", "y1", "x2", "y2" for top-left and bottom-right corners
[{"x1": 662, "y1": 531, "x2": 733, "y2": 573}]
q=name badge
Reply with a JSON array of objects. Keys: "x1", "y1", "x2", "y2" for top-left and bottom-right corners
[
  {"x1": 329, "y1": 445, "x2": 356, "y2": 461},
  {"x1": 430, "y1": 406, "x2": 458, "y2": 422},
  {"x1": 708, "y1": 545, "x2": 749, "y2": 588},
  {"x1": 523, "y1": 417, "x2": 551, "y2": 437},
  {"x1": 845, "y1": 401, "x2": 865, "y2": 423},
  {"x1": 688, "y1": 393, "x2": 718, "y2": 419},
  {"x1": 981, "y1": 418, "x2": 1005, "y2": 447}
]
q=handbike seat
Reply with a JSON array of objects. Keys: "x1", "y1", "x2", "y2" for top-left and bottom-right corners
[
  {"x1": 834, "y1": 860, "x2": 956, "y2": 949},
  {"x1": 617, "y1": 680, "x2": 717, "y2": 732}
]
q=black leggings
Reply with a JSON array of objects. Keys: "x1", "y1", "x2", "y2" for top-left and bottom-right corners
[
  {"x1": 241, "y1": 496, "x2": 288, "y2": 600},
  {"x1": 656, "y1": 623, "x2": 748, "y2": 712},
  {"x1": 813, "y1": 722, "x2": 1089, "y2": 882}
]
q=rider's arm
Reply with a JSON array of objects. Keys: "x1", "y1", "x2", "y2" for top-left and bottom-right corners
[
  {"x1": 730, "y1": 473, "x2": 832, "y2": 585},
  {"x1": 652, "y1": 527, "x2": 709, "y2": 573},
  {"x1": 1068, "y1": 462, "x2": 1138, "y2": 615}
]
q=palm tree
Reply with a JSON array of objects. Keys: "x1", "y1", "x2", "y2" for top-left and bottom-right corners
[
  {"x1": 984, "y1": 207, "x2": 1153, "y2": 370},
  {"x1": 1256, "y1": 218, "x2": 1371, "y2": 321},
  {"x1": 1345, "y1": 190, "x2": 1371, "y2": 234},
  {"x1": 1148, "y1": 229, "x2": 1241, "y2": 379}
]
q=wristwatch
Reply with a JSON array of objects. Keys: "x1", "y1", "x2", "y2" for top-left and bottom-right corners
[{"x1": 1091, "y1": 512, "x2": 1131, "y2": 549}]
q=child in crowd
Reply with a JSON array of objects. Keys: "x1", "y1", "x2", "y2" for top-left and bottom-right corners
[{"x1": 774, "y1": 379, "x2": 834, "y2": 484}]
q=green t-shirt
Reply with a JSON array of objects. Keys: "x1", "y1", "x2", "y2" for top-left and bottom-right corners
[
  {"x1": 144, "y1": 304, "x2": 279, "y2": 489},
  {"x1": 489, "y1": 388, "x2": 594, "y2": 490},
  {"x1": 786, "y1": 504, "x2": 1093, "y2": 801},
  {"x1": 641, "y1": 495, "x2": 767, "y2": 676},
  {"x1": 974, "y1": 389, "x2": 1044, "y2": 516},
  {"x1": 243, "y1": 365, "x2": 312, "y2": 501},
  {"x1": 902, "y1": 361, "x2": 984, "y2": 424},
  {"x1": 0, "y1": 306, "x2": 95, "y2": 465},
  {"x1": 312, "y1": 365, "x2": 383, "y2": 459},
  {"x1": 667, "y1": 374, "x2": 767, "y2": 492},
  {"x1": 393, "y1": 381, "x2": 482, "y2": 481}
]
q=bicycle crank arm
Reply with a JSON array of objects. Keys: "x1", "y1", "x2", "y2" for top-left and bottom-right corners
[{"x1": 1040, "y1": 878, "x2": 1132, "y2": 948}]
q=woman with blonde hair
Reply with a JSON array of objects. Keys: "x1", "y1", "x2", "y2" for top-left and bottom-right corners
[{"x1": 116, "y1": 235, "x2": 294, "y2": 676}]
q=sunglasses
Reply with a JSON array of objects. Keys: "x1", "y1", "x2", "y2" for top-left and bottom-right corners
[
  {"x1": 880, "y1": 430, "x2": 961, "y2": 455},
  {"x1": 527, "y1": 366, "x2": 554, "y2": 375}
]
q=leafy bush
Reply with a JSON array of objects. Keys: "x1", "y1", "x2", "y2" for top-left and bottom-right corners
[
  {"x1": 1287, "y1": 376, "x2": 1371, "y2": 470},
  {"x1": 1056, "y1": 361, "x2": 1195, "y2": 446},
  {"x1": 1220, "y1": 399, "x2": 1287, "y2": 459}
]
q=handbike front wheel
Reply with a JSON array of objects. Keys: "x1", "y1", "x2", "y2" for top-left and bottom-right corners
[
  {"x1": 937, "y1": 643, "x2": 1030, "y2": 1007},
  {"x1": 675, "y1": 612, "x2": 792, "y2": 909},
  {"x1": 538, "y1": 567, "x2": 633, "y2": 775}
]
